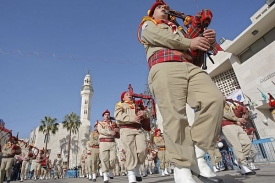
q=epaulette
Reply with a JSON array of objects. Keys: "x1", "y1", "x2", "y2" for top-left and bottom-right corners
[
  {"x1": 116, "y1": 102, "x2": 123, "y2": 108},
  {"x1": 116, "y1": 102, "x2": 125, "y2": 112},
  {"x1": 137, "y1": 16, "x2": 158, "y2": 45}
]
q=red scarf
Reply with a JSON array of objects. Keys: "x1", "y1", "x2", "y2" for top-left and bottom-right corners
[{"x1": 155, "y1": 19, "x2": 177, "y2": 33}]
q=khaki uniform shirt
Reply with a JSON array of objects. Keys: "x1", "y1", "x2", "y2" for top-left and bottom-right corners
[
  {"x1": 147, "y1": 152, "x2": 155, "y2": 161},
  {"x1": 90, "y1": 131, "x2": 99, "y2": 146},
  {"x1": 154, "y1": 136, "x2": 165, "y2": 147},
  {"x1": 118, "y1": 151, "x2": 126, "y2": 162},
  {"x1": 114, "y1": 102, "x2": 136, "y2": 125},
  {"x1": 21, "y1": 148, "x2": 34, "y2": 161},
  {"x1": 2, "y1": 143, "x2": 15, "y2": 157},
  {"x1": 141, "y1": 20, "x2": 191, "y2": 60},
  {"x1": 55, "y1": 157, "x2": 63, "y2": 166},
  {"x1": 80, "y1": 154, "x2": 86, "y2": 163},
  {"x1": 223, "y1": 103, "x2": 238, "y2": 122},
  {"x1": 97, "y1": 120, "x2": 115, "y2": 139}
]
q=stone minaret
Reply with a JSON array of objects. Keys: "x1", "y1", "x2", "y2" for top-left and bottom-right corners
[
  {"x1": 74, "y1": 71, "x2": 94, "y2": 167},
  {"x1": 80, "y1": 71, "x2": 94, "y2": 125}
]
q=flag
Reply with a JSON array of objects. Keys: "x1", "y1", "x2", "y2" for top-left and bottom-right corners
[
  {"x1": 257, "y1": 88, "x2": 267, "y2": 101},
  {"x1": 227, "y1": 89, "x2": 245, "y2": 102},
  {"x1": 244, "y1": 94, "x2": 257, "y2": 106}
]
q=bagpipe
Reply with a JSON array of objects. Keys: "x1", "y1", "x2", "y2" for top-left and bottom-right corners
[
  {"x1": 128, "y1": 84, "x2": 156, "y2": 132},
  {"x1": 226, "y1": 99, "x2": 255, "y2": 135},
  {"x1": 138, "y1": 0, "x2": 223, "y2": 70},
  {"x1": 9, "y1": 133, "x2": 22, "y2": 155},
  {"x1": 41, "y1": 157, "x2": 48, "y2": 168}
]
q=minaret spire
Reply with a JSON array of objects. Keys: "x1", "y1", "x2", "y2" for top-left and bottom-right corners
[{"x1": 80, "y1": 71, "x2": 94, "y2": 125}]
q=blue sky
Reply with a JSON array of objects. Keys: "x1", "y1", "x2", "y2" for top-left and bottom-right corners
[{"x1": 0, "y1": 0, "x2": 264, "y2": 138}]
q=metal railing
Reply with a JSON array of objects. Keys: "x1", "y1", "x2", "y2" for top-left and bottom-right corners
[
  {"x1": 205, "y1": 137, "x2": 275, "y2": 170},
  {"x1": 252, "y1": 137, "x2": 275, "y2": 163}
]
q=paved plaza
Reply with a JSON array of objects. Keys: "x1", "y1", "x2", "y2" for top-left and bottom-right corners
[{"x1": 20, "y1": 163, "x2": 275, "y2": 183}]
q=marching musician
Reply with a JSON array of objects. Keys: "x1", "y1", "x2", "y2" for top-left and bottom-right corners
[
  {"x1": 114, "y1": 91, "x2": 148, "y2": 183},
  {"x1": 97, "y1": 109, "x2": 117, "y2": 183},
  {"x1": 145, "y1": 148, "x2": 156, "y2": 175},
  {"x1": 80, "y1": 149, "x2": 87, "y2": 178},
  {"x1": 20, "y1": 144, "x2": 35, "y2": 182},
  {"x1": 118, "y1": 148, "x2": 126, "y2": 176},
  {"x1": 0, "y1": 136, "x2": 21, "y2": 183},
  {"x1": 139, "y1": 1, "x2": 224, "y2": 182},
  {"x1": 222, "y1": 100, "x2": 255, "y2": 175},
  {"x1": 85, "y1": 141, "x2": 93, "y2": 180},
  {"x1": 89, "y1": 122, "x2": 100, "y2": 181},
  {"x1": 153, "y1": 129, "x2": 169, "y2": 176},
  {"x1": 226, "y1": 99, "x2": 259, "y2": 171},
  {"x1": 33, "y1": 148, "x2": 46, "y2": 180},
  {"x1": 53, "y1": 152, "x2": 63, "y2": 179}
]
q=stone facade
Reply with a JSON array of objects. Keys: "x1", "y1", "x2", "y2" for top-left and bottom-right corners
[
  {"x1": 29, "y1": 72, "x2": 93, "y2": 168},
  {"x1": 207, "y1": 3, "x2": 275, "y2": 139}
]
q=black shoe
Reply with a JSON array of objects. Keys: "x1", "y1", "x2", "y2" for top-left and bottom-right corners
[
  {"x1": 92, "y1": 179, "x2": 96, "y2": 182},
  {"x1": 242, "y1": 171, "x2": 256, "y2": 175},
  {"x1": 136, "y1": 176, "x2": 142, "y2": 182},
  {"x1": 104, "y1": 181, "x2": 109, "y2": 183},
  {"x1": 110, "y1": 176, "x2": 114, "y2": 179},
  {"x1": 222, "y1": 168, "x2": 229, "y2": 171},
  {"x1": 197, "y1": 175, "x2": 224, "y2": 183}
]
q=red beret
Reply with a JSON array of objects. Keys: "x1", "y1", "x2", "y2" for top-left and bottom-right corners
[
  {"x1": 102, "y1": 109, "x2": 110, "y2": 117},
  {"x1": 121, "y1": 91, "x2": 127, "y2": 101},
  {"x1": 149, "y1": 1, "x2": 166, "y2": 17},
  {"x1": 154, "y1": 128, "x2": 161, "y2": 136}
]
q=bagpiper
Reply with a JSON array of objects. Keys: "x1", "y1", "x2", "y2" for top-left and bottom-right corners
[{"x1": 98, "y1": 109, "x2": 118, "y2": 183}]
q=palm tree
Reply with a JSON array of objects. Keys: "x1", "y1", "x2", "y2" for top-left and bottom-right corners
[
  {"x1": 62, "y1": 112, "x2": 81, "y2": 167},
  {"x1": 38, "y1": 116, "x2": 59, "y2": 154}
]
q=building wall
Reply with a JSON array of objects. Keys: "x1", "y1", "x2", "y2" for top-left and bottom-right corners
[
  {"x1": 230, "y1": 40, "x2": 275, "y2": 139},
  {"x1": 30, "y1": 124, "x2": 90, "y2": 168}
]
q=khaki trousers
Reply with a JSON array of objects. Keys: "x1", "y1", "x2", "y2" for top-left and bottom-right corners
[
  {"x1": 120, "y1": 161, "x2": 126, "y2": 174},
  {"x1": 207, "y1": 148, "x2": 222, "y2": 166},
  {"x1": 85, "y1": 159, "x2": 88, "y2": 175},
  {"x1": 20, "y1": 160, "x2": 30, "y2": 179},
  {"x1": 222, "y1": 125, "x2": 252, "y2": 164},
  {"x1": 120, "y1": 128, "x2": 147, "y2": 171},
  {"x1": 145, "y1": 160, "x2": 155, "y2": 173},
  {"x1": 81, "y1": 162, "x2": 86, "y2": 176},
  {"x1": 148, "y1": 62, "x2": 224, "y2": 167},
  {"x1": 114, "y1": 161, "x2": 120, "y2": 176},
  {"x1": 0, "y1": 157, "x2": 14, "y2": 182},
  {"x1": 54, "y1": 165, "x2": 62, "y2": 178},
  {"x1": 34, "y1": 163, "x2": 42, "y2": 178},
  {"x1": 99, "y1": 142, "x2": 116, "y2": 173},
  {"x1": 86, "y1": 154, "x2": 92, "y2": 175},
  {"x1": 90, "y1": 148, "x2": 99, "y2": 174},
  {"x1": 250, "y1": 144, "x2": 258, "y2": 161},
  {"x1": 157, "y1": 150, "x2": 168, "y2": 169}
]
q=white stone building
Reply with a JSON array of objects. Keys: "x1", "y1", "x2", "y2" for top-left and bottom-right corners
[
  {"x1": 207, "y1": 2, "x2": 275, "y2": 139},
  {"x1": 155, "y1": 2, "x2": 275, "y2": 139},
  {"x1": 29, "y1": 72, "x2": 93, "y2": 168}
]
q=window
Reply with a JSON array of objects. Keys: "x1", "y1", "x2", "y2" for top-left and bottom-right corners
[
  {"x1": 239, "y1": 27, "x2": 275, "y2": 63},
  {"x1": 211, "y1": 69, "x2": 240, "y2": 96}
]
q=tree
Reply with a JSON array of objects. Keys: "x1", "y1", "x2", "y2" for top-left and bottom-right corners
[
  {"x1": 38, "y1": 116, "x2": 59, "y2": 154},
  {"x1": 62, "y1": 112, "x2": 81, "y2": 167}
]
